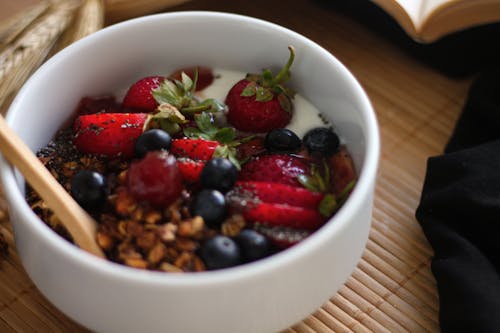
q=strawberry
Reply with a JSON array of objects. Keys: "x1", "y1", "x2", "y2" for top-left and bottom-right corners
[
  {"x1": 122, "y1": 76, "x2": 165, "y2": 111},
  {"x1": 231, "y1": 181, "x2": 324, "y2": 209},
  {"x1": 177, "y1": 158, "x2": 205, "y2": 183},
  {"x1": 169, "y1": 66, "x2": 214, "y2": 91},
  {"x1": 75, "y1": 95, "x2": 123, "y2": 115},
  {"x1": 236, "y1": 136, "x2": 266, "y2": 161},
  {"x1": 170, "y1": 138, "x2": 219, "y2": 161},
  {"x1": 73, "y1": 113, "x2": 148, "y2": 157},
  {"x1": 329, "y1": 146, "x2": 357, "y2": 196},
  {"x1": 225, "y1": 46, "x2": 295, "y2": 133},
  {"x1": 239, "y1": 201, "x2": 325, "y2": 229},
  {"x1": 238, "y1": 154, "x2": 310, "y2": 187},
  {"x1": 253, "y1": 224, "x2": 312, "y2": 249}
]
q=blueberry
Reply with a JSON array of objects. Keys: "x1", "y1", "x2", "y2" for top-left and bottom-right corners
[
  {"x1": 234, "y1": 229, "x2": 271, "y2": 262},
  {"x1": 199, "y1": 235, "x2": 241, "y2": 270},
  {"x1": 189, "y1": 189, "x2": 227, "y2": 228},
  {"x1": 303, "y1": 127, "x2": 340, "y2": 157},
  {"x1": 200, "y1": 158, "x2": 238, "y2": 193},
  {"x1": 134, "y1": 129, "x2": 172, "y2": 158},
  {"x1": 71, "y1": 170, "x2": 107, "y2": 211},
  {"x1": 264, "y1": 128, "x2": 301, "y2": 152}
]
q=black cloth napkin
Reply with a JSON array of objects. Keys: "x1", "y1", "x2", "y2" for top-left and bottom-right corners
[{"x1": 415, "y1": 69, "x2": 500, "y2": 332}]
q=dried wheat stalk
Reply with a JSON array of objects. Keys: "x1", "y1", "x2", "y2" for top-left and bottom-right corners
[
  {"x1": 0, "y1": 0, "x2": 80, "y2": 111},
  {"x1": 104, "y1": 0, "x2": 190, "y2": 24},
  {"x1": 0, "y1": 1, "x2": 50, "y2": 52},
  {"x1": 55, "y1": 0, "x2": 105, "y2": 51}
]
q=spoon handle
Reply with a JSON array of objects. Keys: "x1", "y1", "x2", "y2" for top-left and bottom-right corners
[{"x1": 0, "y1": 115, "x2": 104, "y2": 258}]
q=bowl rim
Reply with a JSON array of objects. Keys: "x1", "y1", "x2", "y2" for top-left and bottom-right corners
[{"x1": 0, "y1": 10, "x2": 380, "y2": 286}]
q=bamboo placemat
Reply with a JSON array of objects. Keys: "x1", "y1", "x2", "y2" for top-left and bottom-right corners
[{"x1": 0, "y1": 0, "x2": 474, "y2": 331}]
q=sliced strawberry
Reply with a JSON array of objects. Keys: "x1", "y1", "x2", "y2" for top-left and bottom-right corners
[
  {"x1": 170, "y1": 138, "x2": 219, "y2": 161},
  {"x1": 169, "y1": 66, "x2": 214, "y2": 91},
  {"x1": 122, "y1": 76, "x2": 165, "y2": 111},
  {"x1": 239, "y1": 154, "x2": 310, "y2": 187},
  {"x1": 73, "y1": 113, "x2": 147, "y2": 157},
  {"x1": 253, "y1": 224, "x2": 312, "y2": 249},
  {"x1": 329, "y1": 146, "x2": 356, "y2": 196},
  {"x1": 177, "y1": 158, "x2": 205, "y2": 183},
  {"x1": 240, "y1": 202, "x2": 325, "y2": 229},
  {"x1": 232, "y1": 181, "x2": 324, "y2": 209}
]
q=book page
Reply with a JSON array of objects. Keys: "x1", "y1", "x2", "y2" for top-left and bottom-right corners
[{"x1": 420, "y1": 0, "x2": 459, "y2": 21}]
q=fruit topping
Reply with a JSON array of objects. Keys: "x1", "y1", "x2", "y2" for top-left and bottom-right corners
[
  {"x1": 171, "y1": 138, "x2": 220, "y2": 161},
  {"x1": 231, "y1": 181, "x2": 324, "y2": 209},
  {"x1": 169, "y1": 66, "x2": 215, "y2": 92},
  {"x1": 303, "y1": 127, "x2": 340, "y2": 157},
  {"x1": 190, "y1": 189, "x2": 227, "y2": 228},
  {"x1": 199, "y1": 235, "x2": 241, "y2": 270},
  {"x1": 177, "y1": 158, "x2": 205, "y2": 183},
  {"x1": 70, "y1": 170, "x2": 107, "y2": 211},
  {"x1": 239, "y1": 154, "x2": 310, "y2": 187},
  {"x1": 264, "y1": 128, "x2": 301, "y2": 152},
  {"x1": 234, "y1": 229, "x2": 271, "y2": 262},
  {"x1": 240, "y1": 201, "x2": 325, "y2": 229},
  {"x1": 225, "y1": 46, "x2": 296, "y2": 133},
  {"x1": 122, "y1": 76, "x2": 165, "y2": 111},
  {"x1": 134, "y1": 129, "x2": 172, "y2": 158},
  {"x1": 73, "y1": 113, "x2": 148, "y2": 158},
  {"x1": 200, "y1": 158, "x2": 238, "y2": 193},
  {"x1": 127, "y1": 151, "x2": 183, "y2": 207}
]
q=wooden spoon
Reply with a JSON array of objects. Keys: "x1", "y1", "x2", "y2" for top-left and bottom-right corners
[{"x1": 0, "y1": 114, "x2": 105, "y2": 258}]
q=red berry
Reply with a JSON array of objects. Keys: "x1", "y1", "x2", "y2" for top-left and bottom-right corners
[
  {"x1": 241, "y1": 201, "x2": 325, "y2": 229},
  {"x1": 169, "y1": 66, "x2": 214, "y2": 91},
  {"x1": 225, "y1": 46, "x2": 296, "y2": 133},
  {"x1": 122, "y1": 76, "x2": 165, "y2": 111},
  {"x1": 127, "y1": 151, "x2": 183, "y2": 207},
  {"x1": 75, "y1": 96, "x2": 122, "y2": 115},
  {"x1": 239, "y1": 154, "x2": 310, "y2": 187},
  {"x1": 170, "y1": 138, "x2": 219, "y2": 161},
  {"x1": 73, "y1": 113, "x2": 148, "y2": 157},
  {"x1": 177, "y1": 158, "x2": 205, "y2": 183},
  {"x1": 329, "y1": 147, "x2": 356, "y2": 196},
  {"x1": 225, "y1": 79, "x2": 292, "y2": 133},
  {"x1": 232, "y1": 181, "x2": 324, "y2": 209}
]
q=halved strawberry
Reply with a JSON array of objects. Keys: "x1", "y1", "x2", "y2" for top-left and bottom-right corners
[
  {"x1": 238, "y1": 154, "x2": 310, "y2": 187},
  {"x1": 253, "y1": 224, "x2": 312, "y2": 249},
  {"x1": 122, "y1": 76, "x2": 165, "y2": 112},
  {"x1": 177, "y1": 158, "x2": 205, "y2": 183},
  {"x1": 170, "y1": 138, "x2": 219, "y2": 161},
  {"x1": 239, "y1": 201, "x2": 325, "y2": 229},
  {"x1": 169, "y1": 66, "x2": 214, "y2": 91},
  {"x1": 73, "y1": 113, "x2": 148, "y2": 157},
  {"x1": 231, "y1": 181, "x2": 324, "y2": 209}
]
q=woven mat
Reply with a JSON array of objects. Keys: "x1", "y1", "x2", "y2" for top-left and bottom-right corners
[{"x1": 0, "y1": 0, "x2": 474, "y2": 331}]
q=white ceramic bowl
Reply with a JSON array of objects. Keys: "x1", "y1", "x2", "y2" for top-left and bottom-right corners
[{"x1": 0, "y1": 11, "x2": 379, "y2": 333}]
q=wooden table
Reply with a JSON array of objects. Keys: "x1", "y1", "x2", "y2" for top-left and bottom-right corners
[{"x1": 0, "y1": 0, "x2": 474, "y2": 331}]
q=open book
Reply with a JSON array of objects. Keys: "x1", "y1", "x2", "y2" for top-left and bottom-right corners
[{"x1": 371, "y1": 0, "x2": 500, "y2": 43}]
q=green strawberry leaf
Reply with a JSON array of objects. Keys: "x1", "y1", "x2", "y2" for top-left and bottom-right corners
[
  {"x1": 255, "y1": 86, "x2": 273, "y2": 102},
  {"x1": 144, "y1": 103, "x2": 187, "y2": 135},
  {"x1": 319, "y1": 194, "x2": 338, "y2": 217},
  {"x1": 241, "y1": 82, "x2": 257, "y2": 97},
  {"x1": 213, "y1": 127, "x2": 236, "y2": 144},
  {"x1": 213, "y1": 145, "x2": 241, "y2": 170}
]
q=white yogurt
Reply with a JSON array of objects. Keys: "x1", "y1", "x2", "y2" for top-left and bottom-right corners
[{"x1": 199, "y1": 69, "x2": 328, "y2": 137}]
